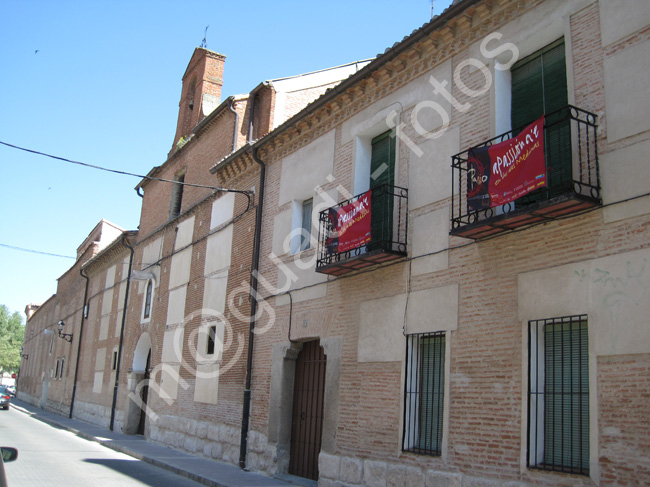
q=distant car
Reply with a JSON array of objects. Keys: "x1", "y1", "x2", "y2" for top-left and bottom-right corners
[
  {"x1": 0, "y1": 388, "x2": 10, "y2": 410},
  {"x1": 5, "y1": 387, "x2": 15, "y2": 397}
]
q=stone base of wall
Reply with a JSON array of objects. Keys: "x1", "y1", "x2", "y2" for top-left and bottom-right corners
[
  {"x1": 16, "y1": 391, "x2": 71, "y2": 417},
  {"x1": 45, "y1": 399, "x2": 71, "y2": 417},
  {"x1": 15, "y1": 391, "x2": 39, "y2": 408},
  {"x1": 72, "y1": 400, "x2": 111, "y2": 429},
  {"x1": 147, "y1": 414, "x2": 241, "y2": 466},
  {"x1": 317, "y1": 453, "x2": 596, "y2": 487},
  {"x1": 245, "y1": 430, "x2": 283, "y2": 476}
]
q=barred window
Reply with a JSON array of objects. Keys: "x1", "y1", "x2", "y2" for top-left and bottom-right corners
[
  {"x1": 403, "y1": 332, "x2": 445, "y2": 456},
  {"x1": 528, "y1": 315, "x2": 589, "y2": 475}
]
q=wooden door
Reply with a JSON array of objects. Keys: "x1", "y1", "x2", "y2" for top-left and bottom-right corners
[
  {"x1": 137, "y1": 350, "x2": 151, "y2": 435},
  {"x1": 289, "y1": 340, "x2": 326, "y2": 480}
]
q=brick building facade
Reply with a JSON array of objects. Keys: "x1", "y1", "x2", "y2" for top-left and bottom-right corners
[
  {"x1": 19, "y1": 0, "x2": 650, "y2": 485},
  {"x1": 215, "y1": 0, "x2": 650, "y2": 485}
]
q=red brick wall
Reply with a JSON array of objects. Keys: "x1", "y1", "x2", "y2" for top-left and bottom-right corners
[{"x1": 599, "y1": 354, "x2": 650, "y2": 485}]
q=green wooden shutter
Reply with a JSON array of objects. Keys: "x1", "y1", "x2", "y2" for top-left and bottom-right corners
[
  {"x1": 370, "y1": 131, "x2": 395, "y2": 249},
  {"x1": 544, "y1": 320, "x2": 589, "y2": 473},
  {"x1": 418, "y1": 334, "x2": 445, "y2": 453},
  {"x1": 512, "y1": 40, "x2": 571, "y2": 201}
]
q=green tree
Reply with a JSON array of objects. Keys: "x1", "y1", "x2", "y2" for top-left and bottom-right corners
[{"x1": 0, "y1": 305, "x2": 24, "y2": 372}]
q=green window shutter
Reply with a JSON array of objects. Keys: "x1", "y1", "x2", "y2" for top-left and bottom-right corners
[
  {"x1": 370, "y1": 131, "x2": 395, "y2": 248},
  {"x1": 544, "y1": 319, "x2": 589, "y2": 473},
  {"x1": 511, "y1": 39, "x2": 568, "y2": 127},
  {"x1": 418, "y1": 334, "x2": 445, "y2": 453},
  {"x1": 512, "y1": 40, "x2": 571, "y2": 200}
]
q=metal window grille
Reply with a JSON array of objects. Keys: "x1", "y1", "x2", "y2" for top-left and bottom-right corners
[
  {"x1": 528, "y1": 315, "x2": 589, "y2": 475},
  {"x1": 403, "y1": 332, "x2": 445, "y2": 456}
]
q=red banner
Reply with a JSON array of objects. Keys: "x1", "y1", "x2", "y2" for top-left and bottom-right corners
[
  {"x1": 327, "y1": 190, "x2": 372, "y2": 253},
  {"x1": 467, "y1": 116, "x2": 546, "y2": 211}
]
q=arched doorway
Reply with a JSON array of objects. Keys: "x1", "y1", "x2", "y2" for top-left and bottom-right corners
[{"x1": 124, "y1": 333, "x2": 152, "y2": 435}]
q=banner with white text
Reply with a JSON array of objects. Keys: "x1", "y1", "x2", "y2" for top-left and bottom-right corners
[
  {"x1": 467, "y1": 116, "x2": 546, "y2": 211},
  {"x1": 330, "y1": 190, "x2": 372, "y2": 253}
]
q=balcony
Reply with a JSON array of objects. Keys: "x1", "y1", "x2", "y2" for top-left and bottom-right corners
[
  {"x1": 451, "y1": 106, "x2": 600, "y2": 239},
  {"x1": 316, "y1": 184, "x2": 408, "y2": 276}
]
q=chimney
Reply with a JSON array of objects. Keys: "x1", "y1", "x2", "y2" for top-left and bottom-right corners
[
  {"x1": 171, "y1": 48, "x2": 226, "y2": 153},
  {"x1": 24, "y1": 304, "x2": 40, "y2": 321}
]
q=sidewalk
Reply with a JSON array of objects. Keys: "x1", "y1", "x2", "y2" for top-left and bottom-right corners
[{"x1": 10, "y1": 399, "x2": 309, "y2": 487}]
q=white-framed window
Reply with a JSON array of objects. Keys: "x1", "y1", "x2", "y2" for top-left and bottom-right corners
[
  {"x1": 59, "y1": 357, "x2": 65, "y2": 380},
  {"x1": 291, "y1": 198, "x2": 314, "y2": 254},
  {"x1": 403, "y1": 331, "x2": 445, "y2": 456},
  {"x1": 528, "y1": 315, "x2": 589, "y2": 475}
]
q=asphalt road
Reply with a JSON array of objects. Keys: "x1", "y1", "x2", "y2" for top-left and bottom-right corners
[{"x1": 0, "y1": 405, "x2": 205, "y2": 487}]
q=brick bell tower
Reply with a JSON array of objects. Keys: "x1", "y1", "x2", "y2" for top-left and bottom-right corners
[{"x1": 171, "y1": 48, "x2": 226, "y2": 153}]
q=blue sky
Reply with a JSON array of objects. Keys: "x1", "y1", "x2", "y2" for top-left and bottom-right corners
[{"x1": 0, "y1": 0, "x2": 453, "y2": 319}]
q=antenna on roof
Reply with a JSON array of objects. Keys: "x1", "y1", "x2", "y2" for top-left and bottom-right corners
[
  {"x1": 431, "y1": 0, "x2": 434, "y2": 19},
  {"x1": 201, "y1": 25, "x2": 209, "y2": 48}
]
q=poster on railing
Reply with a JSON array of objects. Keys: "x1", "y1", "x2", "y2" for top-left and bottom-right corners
[
  {"x1": 467, "y1": 116, "x2": 546, "y2": 211},
  {"x1": 327, "y1": 190, "x2": 372, "y2": 253}
]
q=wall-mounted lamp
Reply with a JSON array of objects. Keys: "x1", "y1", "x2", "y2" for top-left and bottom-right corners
[
  {"x1": 19, "y1": 347, "x2": 28, "y2": 360},
  {"x1": 57, "y1": 320, "x2": 73, "y2": 343}
]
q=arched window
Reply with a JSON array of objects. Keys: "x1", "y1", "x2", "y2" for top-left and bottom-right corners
[{"x1": 143, "y1": 279, "x2": 154, "y2": 321}]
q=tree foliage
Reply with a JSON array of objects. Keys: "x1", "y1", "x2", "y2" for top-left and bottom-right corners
[{"x1": 0, "y1": 305, "x2": 24, "y2": 372}]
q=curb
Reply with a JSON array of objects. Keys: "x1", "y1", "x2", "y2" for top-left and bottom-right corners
[{"x1": 9, "y1": 402, "x2": 229, "y2": 487}]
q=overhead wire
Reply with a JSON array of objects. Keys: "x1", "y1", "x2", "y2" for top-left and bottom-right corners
[
  {"x1": 0, "y1": 139, "x2": 253, "y2": 200},
  {"x1": 0, "y1": 243, "x2": 74, "y2": 259},
  {"x1": 0, "y1": 139, "x2": 255, "y2": 261}
]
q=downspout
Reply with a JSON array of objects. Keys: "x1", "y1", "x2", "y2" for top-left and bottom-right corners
[
  {"x1": 228, "y1": 98, "x2": 239, "y2": 153},
  {"x1": 239, "y1": 145, "x2": 265, "y2": 469},
  {"x1": 69, "y1": 267, "x2": 90, "y2": 418},
  {"x1": 110, "y1": 233, "x2": 135, "y2": 431}
]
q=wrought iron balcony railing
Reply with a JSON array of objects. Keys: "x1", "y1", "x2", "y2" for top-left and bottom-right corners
[
  {"x1": 316, "y1": 184, "x2": 408, "y2": 275},
  {"x1": 451, "y1": 106, "x2": 600, "y2": 239}
]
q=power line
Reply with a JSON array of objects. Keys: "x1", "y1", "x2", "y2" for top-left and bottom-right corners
[
  {"x1": 0, "y1": 139, "x2": 253, "y2": 198},
  {"x1": 0, "y1": 243, "x2": 75, "y2": 259}
]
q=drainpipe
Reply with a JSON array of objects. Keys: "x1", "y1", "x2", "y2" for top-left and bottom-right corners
[
  {"x1": 239, "y1": 145, "x2": 266, "y2": 469},
  {"x1": 69, "y1": 267, "x2": 90, "y2": 418},
  {"x1": 110, "y1": 233, "x2": 135, "y2": 431},
  {"x1": 229, "y1": 98, "x2": 239, "y2": 153}
]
